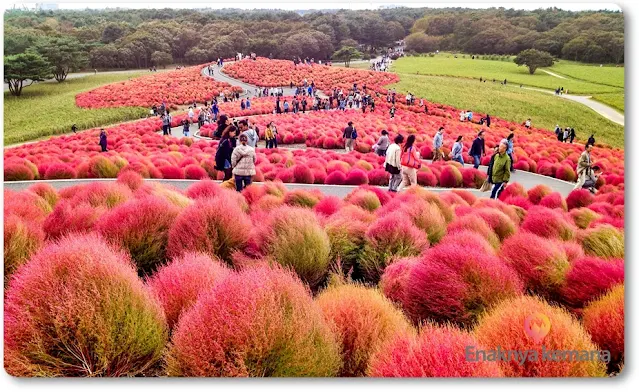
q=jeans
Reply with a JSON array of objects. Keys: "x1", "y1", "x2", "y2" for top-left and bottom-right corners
[
  {"x1": 490, "y1": 182, "x2": 506, "y2": 199},
  {"x1": 453, "y1": 156, "x2": 465, "y2": 166},
  {"x1": 235, "y1": 175, "x2": 252, "y2": 192},
  {"x1": 388, "y1": 172, "x2": 402, "y2": 192},
  {"x1": 473, "y1": 155, "x2": 481, "y2": 169}
]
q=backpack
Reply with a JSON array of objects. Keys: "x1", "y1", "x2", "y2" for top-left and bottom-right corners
[
  {"x1": 401, "y1": 147, "x2": 421, "y2": 169},
  {"x1": 351, "y1": 129, "x2": 357, "y2": 139}
]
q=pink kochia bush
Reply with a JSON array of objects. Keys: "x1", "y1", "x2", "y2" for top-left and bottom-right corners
[
  {"x1": 401, "y1": 242, "x2": 523, "y2": 326},
  {"x1": 582, "y1": 284, "x2": 625, "y2": 368},
  {"x1": 166, "y1": 265, "x2": 341, "y2": 376},
  {"x1": 4, "y1": 234, "x2": 167, "y2": 377},
  {"x1": 520, "y1": 206, "x2": 576, "y2": 241},
  {"x1": 43, "y1": 201, "x2": 106, "y2": 239},
  {"x1": 368, "y1": 324, "x2": 502, "y2": 377},
  {"x1": 474, "y1": 296, "x2": 607, "y2": 377},
  {"x1": 4, "y1": 215, "x2": 44, "y2": 285},
  {"x1": 147, "y1": 252, "x2": 231, "y2": 329},
  {"x1": 560, "y1": 257, "x2": 624, "y2": 310},
  {"x1": 97, "y1": 196, "x2": 181, "y2": 275},
  {"x1": 316, "y1": 283, "x2": 414, "y2": 376},
  {"x1": 167, "y1": 191, "x2": 252, "y2": 263}
]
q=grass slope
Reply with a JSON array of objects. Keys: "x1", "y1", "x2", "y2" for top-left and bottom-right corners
[
  {"x1": 392, "y1": 55, "x2": 622, "y2": 95},
  {"x1": 591, "y1": 93, "x2": 625, "y2": 113},
  {"x1": 390, "y1": 74, "x2": 624, "y2": 149},
  {"x1": 549, "y1": 61, "x2": 624, "y2": 88},
  {"x1": 4, "y1": 72, "x2": 148, "y2": 145}
]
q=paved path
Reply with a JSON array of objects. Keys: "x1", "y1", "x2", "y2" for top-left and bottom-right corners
[
  {"x1": 509, "y1": 85, "x2": 624, "y2": 126},
  {"x1": 540, "y1": 69, "x2": 567, "y2": 79}
]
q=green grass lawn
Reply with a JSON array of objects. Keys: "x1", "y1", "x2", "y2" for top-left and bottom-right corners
[
  {"x1": 390, "y1": 73, "x2": 624, "y2": 148},
  {"x1": 392, "y1": 55, "x2": 622, "y2": 94},
  {"x1": 4, "y1": 72, "x2": 149, "y2": 145},
  {"x1": 592, "y1": 92, "x2": 625, "y2": 113},
  {"x1": 549, "y1": 60, "x2": 624, "y2": 88}
]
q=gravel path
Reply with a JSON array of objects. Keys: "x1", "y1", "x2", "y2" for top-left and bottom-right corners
[{"x1": 540, "y1": 69, "x2": 568, "y2": 80}]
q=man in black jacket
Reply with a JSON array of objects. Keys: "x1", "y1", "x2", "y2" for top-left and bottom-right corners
[
  {"x1": 343, "y1": 121, "x2": 355, "y2": 152},
  {"x1": 469, "y1": 131, "x2": 486, "y2": 169}
]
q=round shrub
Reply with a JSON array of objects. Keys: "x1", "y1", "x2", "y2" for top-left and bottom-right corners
[
  {"x1": 403, "y1": 243, "x2": 522, "y2": 326},
  {"x1": 570, "y1": 207, "x2": 602, "y2": 229},
  {"x1": 404, "y1": 187, "x2": 454, "y2": 223},
  {"x1": 447, "y1": 213, "x2": 500, "y2": 250},
  {"x1": 116, "y1": 170, "x2": 145, "y2": 191},
  {"x1": 166, "y1": 265, "x2": 341, "y2": 376},
  {"x1": 5, "y1": 189, "x2": 53, "y2": 224},
  {"x1": 580, "y1": 225, "x2": 624, "y2": 259},
  {"x1": 185, "y1": 180, "x2": 222, "y2": 199},
  {"x1": 325, "y1": 170, "x2": 347, "y2": 185},
  {"x1": 379, "y1": 257, "x2": 419, "y2": 305},
  {"x1": 439, "y1": 165, "x2": 463, "y2": 187},
  {"x1": 292, "y1": 164, "x2": 315, "y2": 184},
  {"x1": 43, "y1": 201, "x2": 106, "y2": 239},
  {"x1": 257, "y1": 206, "x2": 331, "y2": 288},
  {"x1": 521, "y1": 206, "x2": 576, "y2": 241},
  {"x1": 159, "y1": 165, "x2": 185, "y2": 179},
  {"x1": 65, "y1": 182, "x2": 133, "y2": 209},
  {"x1": 368, "y1": 169, "x2": 389, "y2": 186},
  {"x1": 4, "y1": 163, "x2": 35, "y2": 181},
  {"x1": 44, "y1": 163, "x2": 77, "y2": 180},
  {"x1": 284, "y1": 189, "x2": 322, "y2": 208},
  {"x1": 316, "y1": 284, "x2": 414, "y2": 376},
  {"x1": 98, "y1": 196, "x2": 181, "y2": 275},
  {"x1": 566, "y1": 189, "x2": 595, "y2": 210},
  {"x1": 474, "y1": 296, "x2": 607, "y2": 377},
  {"x1": 556, "y1": 165, "x2": 577, "y2": 182},
  {"x1": 4, "y1": 234, "x2": 167, "y2": 377},
  {"x1": 438, "y1": 229, "x2": 496, "y2": 255},
  {"x1": 539, "y1": 192, "x2": 568, "y2": 211},
  {"x1": 4, "y1": 215, "x2": 44, "y2": 285},
  {"x1": 359, "y1": 211, "x2": 430, "y2": 282},
  {"x1": 184, "y1": 164, "x2": 209, "y2": 180},
  {"x1": 345, "y1": 169, "x2": 369, "y2": 185},
  {"x1": 498, "y1": 182, "x2": 528, "y2": 200},
  {"x1": 88, "y1": 155, "x2": 120, "y2": 178},
  {"x1": 528, "y1": 184, "x2": 552, "y2": 204},
  {"x1": 346, "y1": 189, "x2": 381, "y2": 212},
  {"x1": 500, "y1": 232, "x2": 570, "y2": 297},
  {"x1": 474, "y1": 208, "x2": 517, "y2": 241},
  {"x1": 382, "y1": 195, "x2": 447, "y2": 244},
  {"x1": 147, "y1": 252, "x2": 231, "y2": 329},
  {"x1": 168, "y1": 193, "x2": 252, "y2": 263},
  {"x1": 325, "y1": 214, "x2": 368, "y2": 277},
  {"x1": 560, "y1": 257, "x2": 624, "y2": 310},
  {"x1": 28, "y1": 183, "x2": 59, "y2": 208},
  {"x1": 368, "y1": 324, "x2": 502, "y2": 377},
  {"x1": 582, "y1": 284, "x2": 624, "y2": 368},
  {"x1": 314, "y1": 195, "x2": 344, "y2": 217}
]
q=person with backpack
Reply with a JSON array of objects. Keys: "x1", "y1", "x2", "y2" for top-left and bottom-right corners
[
  {"x1": 399, "y1": 134, "x2": 421, "y2": 190},
  {"x1": 342, "y1": 121, "x2": 356, "y2": 152},
  {"x1": 239, "y1": 119, "x2": 258, "y2": 148},
  {"x1": 374, "y1": 130, "x2": 390, "y2": 157},
  {"x1": 587, "y1": 134, "x2": 596, "y2": 147},
  {"x1": 469, "y1": 131, "x2": 486, "y2": 169},
  {"x1": 215, "y1": 125, "x2": 238, "y2": 181},
  {"x1": 432, "y1": 127, "x2": 444, "y2": 162},
  {"x1": 385, "y1": 134, "x2": 404, "y2": 192},
  {"x1": 574, "y1": 144, "x2": 594, "y2": 190},
  {"x1": 489, "y1": 142, "x2": 511, "y2": 199},
  {"x1": 231, "y1": 134, "x2": 257, "y2": 192},
  {"x1": 451, "y1": 135, "x2": 465, "y2": 166}
]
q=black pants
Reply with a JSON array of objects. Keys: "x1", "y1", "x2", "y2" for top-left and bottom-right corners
[{"x1": 223, "y1": 168, "x2": 233, "y2": 181}]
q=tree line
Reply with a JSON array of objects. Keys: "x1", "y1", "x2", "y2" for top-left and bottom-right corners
[{"x1": 404, "y1": 8, "x2": 623, "y2": 64}]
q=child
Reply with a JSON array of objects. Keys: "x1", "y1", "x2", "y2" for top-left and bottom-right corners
[{"x1": 182, "y1": 119, "x2": 190, "y2": 137}]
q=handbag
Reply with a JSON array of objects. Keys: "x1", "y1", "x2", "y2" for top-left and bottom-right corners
[
  {"x1": 385, "y1": 163, "x2": 400, "y2": 175},
  {"x1": 480, "y1": 180, "x2": 492, "y2": 192},
  {"x1": 401, "y1": 147, "x2": 421, "y2": 169}
]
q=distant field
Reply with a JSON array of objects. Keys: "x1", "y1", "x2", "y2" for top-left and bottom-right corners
[
  {"x1": 390, "y1": 73, "x2": 624, "y2": 149},
  {"x1": 392, "y1": 55, "x2": 622, "y2": 94},
  {"x1": 550, "y1": 61, "x2": 624, "y2": 88},
  {"x1": 592, "y1": 92, "x2": 625, "y2": 113},
  {"x1": 4, "y1": 72, "x2": 148, "y2": 145}
]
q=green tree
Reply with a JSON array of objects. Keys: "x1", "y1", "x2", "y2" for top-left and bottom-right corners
[
  {"x1": 332, "y1": 46, "x2": 363, "y2": 67},
  {"x1": 31, "y1": 37, "x2": 88, "y2": 82},
  {"x1": 405, "y1": 32, "x2": 441, "y2": 53},
  {"x1": 514, "y1": 49, "x2": 555, "y2": 74},
  {"x1": 4, "y1": 53, "x2": 53, "y2": 96},
  {"x1": 151, "y1": 51, "x2": 173, "y2": 68}
]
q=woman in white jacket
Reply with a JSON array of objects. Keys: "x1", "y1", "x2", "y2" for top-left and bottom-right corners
[
  {"x1": 231, "y1": 134, "x2": 256, "y2": 192},
  {"x1": 384, "y1": 134, "x2": 404, "y2": 192}
]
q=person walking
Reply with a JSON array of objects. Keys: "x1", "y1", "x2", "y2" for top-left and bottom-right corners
[
  {"x1": 214, "y1": 115, "x2": 230, "y2": 139},
  {"x1": 343, "y1": 121, "x2": 356, "y2": 152},
  {"x1": 265, "y1": 122, "x2": 276, "y2": 149},
  {"x1": 489, "y1": 142, "x2": 511, "y2": 199},
  {"x1": 231, "y1": 134, "x2": 257, "y2": 192},
  {"x1": 182, "y1": 119, "x2": 190, "y2": 137},
  {"x1": 71, "y1": 124, "x2": 78, "y2": 134},
  {"x1": 197, "y1": 108, "x2": 205, "y2": 129},
  {"x1": 563, "y1": 128, "x2": 570, "y2": 143},
  {"x1": 385, "y1": 134, "x2": 404, "y2": 192},
  {"x1": 451, "y1": 136, "x2": 465, "y2": 166},
  {"x1": 524, "y1": 118, "x2": 531, "y2": 128},
  {"x1": 389, "y1": 105, "x2": 396, "y2": 119},
  {"x1": 99, "y1": 129, "x2": 108, "y2": 152},
  {"x1": 161, "y1": 113, "x2": 170, "y2": 136},
  {"x1": 432, "y1": 127, "x2": 444, "y2": 162},
  {"x1": 469, "y1": 131, "x2": 486, "y2": 169},
  {"x1": 239, "y1": 119, "x2": 258, "y2": 148},
  {"x1": 374, "y1": 130, "x2": 390, "y2": 157},
  {"x1": 574, "y1": 144, "x2": 594, "y2": 190},
  {"x1": 215, "y1": 125, "x2": 238, "y2": 181},
  {"x1": 501, "y1": 133, "x2": 515, "y2": 171},
  {"x1": 399, "y1": 135, "x2": 421, "y2": 191},
  {"x1": 485, "y1": 114, "x2": 491, "y2": 127},
  {"x1": 188, "y1": 106, "x2": 195, "y2": 124},
  {"x1": 587, "y1": 134, "x2": 595, "y2": 147},
  {"x1": 569, "y1": 127, "x2": 576, "y2": 143}
]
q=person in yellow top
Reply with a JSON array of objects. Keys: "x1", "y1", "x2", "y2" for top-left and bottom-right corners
[{"x1": 265, "y1": 122, "x2": 276, "y2": 149}]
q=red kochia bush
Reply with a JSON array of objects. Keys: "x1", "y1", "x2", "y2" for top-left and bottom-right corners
[
  {"x1": 539, "y1": 191, "x2": 568, "y2": 210},
  {"x1": 566, "y1": 189, "x2": 595, "y2": 210},
  {"x1": 97, "y1": 196, "x2": 181, "y2": 275},
  {"x1": 379, "y1": 257, "x2": 420, "y2": 304},
  {"x1": 184, "y1": 164, "x2": 209, "y2": 180},
  {"x1": 166, "y1": 265, "x2": 341, "y2": 376},
  {"x1": 368, "y1": 324, "x2": 502, "y2": 377},
  {"x1": 4, "y1": 234, "x2": 167, "y2": 377},
  {"x1": 560, "y1": 257, "x2": 624, "y2": 310},
  {"x1": 316, "y1": 284, "x2": 414, "y2": 376},
  {"x1": 475, "y1": 296, "x2": 606, "y2": 377},
  {"x1": 159, "y1": 165, "x2": 185, "y2": 179},
  {"x1": 168, "y1": 192, "x2": 252, "y2": 263},
  {"x1": 527, "y1": 184, "x2": 552, "y2": 204},
  {"x1": 185, "y1": 180, "x2": 222, "y2": 199},
  {"x1": 147, "y1": 252, "x2": 231, "y2": 329},
  {"x1": 325, "y1": 170, "x2": 347, "y2": 185},
  {"x1": 4, "y1": 215, "x2": 44, "y2": 285},
  {"x1": 116, "y1": 170, "x2": 145, "y2": 191},
  {"x1": 44, "y1": 163, "x2": 77, "y2": 180},
  {"x1": 402, "y1": 243, "x2": 522, "y2": 326},
  {"x1": 521, "y1": 206, "x2": 576, "y2": 241},
  {"x1": 500, "y1": 232, "x2": 570, "y2": 297},
  {"x1": 314, "y1": 195, "x2": 345, "y2": 217},
  {"x1": 439, "y1": 165, "x2": 463, "y2": 187},
  {"x1": 43, "y1": 200, "x2": 106, "y2": 239},
  {"x1": 292, "y1": 164, "x2": 315, "y2": 184},
  {"x1": 345, "y1": 169, "x2": 369, "y2": 185},
  {"x1": 582, "y1": 284, "x2": 624, "y2": 368}
]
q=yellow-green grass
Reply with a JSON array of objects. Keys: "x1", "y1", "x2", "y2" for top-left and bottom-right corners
[
  {"x1": 592, "y1": 92, "x2": 625, "y2": 113},
  {"x1": 4, "y1": 72, "x2": 149, "y2": 145},
  {"x1": 392, "y1": 55, "x2": 622, "y2": 94},
  {"x1": 335, "y1": 62, "x2": 373, "y2": 70},
  {"x1": 390, "y1": 73, "x2": 624, "y2": 149},
  {"x1": 549, "y1": 60, "x2": 624, "y2": 89}
]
